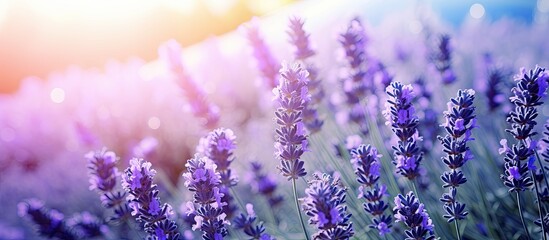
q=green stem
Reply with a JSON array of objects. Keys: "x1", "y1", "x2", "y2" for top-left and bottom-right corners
[
  {"x1": 229, "y1": 186, "x2": 246, "y2": 210},
  {"x1": 292, "y1": 178, "x2": 310, "y2": 240},
  {"x1": 531, "y1": 170, "x2": 547, "y2": 240},
  {"x1": 454, "y1": 219, "x2": 462, "y2": 240},
  {"x1": 517, "y1": 192, "x2": 533, "y2": 240},
  {"x1": 412, "y1": 181, "x2": 421, "y2": 202},
  {"x1": 228, "y1": 187, "x2": 246, "y2": 240}
]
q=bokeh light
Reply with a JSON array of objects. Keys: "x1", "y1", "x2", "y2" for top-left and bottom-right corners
[
  {"x1": 50, "y1": 88, "x2": 65, "y2": 103},
  {"x1": 470, "y1": 3, "x2": 486, "y2": 19}
]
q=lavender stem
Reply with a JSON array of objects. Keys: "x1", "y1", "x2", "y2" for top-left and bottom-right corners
[
  {"x1": 454, "y1": 218, "x2": 462, "y2": 240},
  {"x1": 292, "y1": 178, "x2": 310, "y2": 240},
  {"x1": 517, "y1": 192, "x2": 533, "y2": 240}
]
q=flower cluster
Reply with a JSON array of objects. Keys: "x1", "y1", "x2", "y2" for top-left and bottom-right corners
[
  {"x1": 484, "y1": 67, "x2": 508, "y2": 112},
  {"x1": 413, "y1": 76, "x2": 439, "y2": 152},
  {"x1": 350, "y1": 144, "x2": 392, "y2": 235},
  {"x1": 500, "y1": 140, "x2": 536, "y2": 192},
  {"x1": 243, "y1": 18, "x2": 280, "y2": 89},
  {"x1": 197, "y1": 128, "x2": 239, "y2": 219},
  {"x1": 233, "y1": 204, "x2": 274, "y2": 240},
  {"x1": 86, "y1": 148, "x2": 132, "y2": 223},
  {"x1": 121, "y1": 158, "x2": 180, "y2": 240},
  {"x1": 287, "y1": 17, "x2": 324, "y2": 134},
  {"x1": 18, "y1": 199, "x2": 77, "y2": 240},
  {"x1": 66, "y1": 211, "x2": 108, "y2": 239},
  {"x1": 393, "y1": 191, "x2": 436, "y2": 239},
  {"x1": 336, "y1": 18, "x2": 369, "y2": 133},
  {"x1": 249, "y1": 162, "x2": 284, "y2": 207},
  {"x1": 501, "y1": 66, "x2": 548, "y2": 192},
  {"x1": 273, "y1": 62, "x2": 310, "y2": 180},
  {"x1": 159, "y1": 39, "x2": 220, "y2": 129},
  {"x1": 301, "y1": 174, "x2": 354, "y2": 239},
  {"x1": 183, "y1": 156, "x2": 228, "y2": 240},
  {"x1": 432, "y1": 34, "x2": 456, "y2": 84},
  {"x1": 438, "y1": 89, "x2": 476, "y2": 223},
  {"x1": 384, "y1": 81, "x2": 424, "y2": 180}
]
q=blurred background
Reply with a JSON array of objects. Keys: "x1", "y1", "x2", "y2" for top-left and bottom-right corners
[
  {"x1": 0, "y1": 0, "x2": 544, "y2": 93},
  {"x1": 0, "y1": 0, "x2": 295, "y2": 93}
]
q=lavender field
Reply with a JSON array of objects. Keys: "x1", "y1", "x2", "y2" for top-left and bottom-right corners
[{"x1": 1, "y1": 1, "x2": 549, "y2": 239}]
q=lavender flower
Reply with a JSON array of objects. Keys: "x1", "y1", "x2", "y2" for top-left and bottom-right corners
[
  {"x1": 197, "y1": 128, "x2": 238, "y2": 218},
  {"x1": 501, "y1": 66, "x2": 548, "y2": 192},
  {"x1": 250, "y1": 162, "x2": 284, "y2": 207},
  {"x1": 301, "y1": 174, "x2": 354, "y2": 239},
  {"x1": 66, "y1": 212, "x2": 108, "y2": 239},
  {"x1": 438, "y1": 89, "x2": 476, "y2": 226},
  {"x1": 197, "y1": 128, "x2": 238, "y2": 187},
  {"x1": 243, "y1": 18, "x2": 280, "y2": 89},
  {"x1": 273, "y1": 62, "x2": 310, "y2": 180},
  {"x1": 121, "y1": 158, "x2": 180, "y2": 240},
  {"x1": 375, "y1": 62, "x2": 393, "y2": 89},
  {"x1": 337, "y1": 18, "x2": 369, "y2": 133},
  {"x1": 18, "y1": 199, "x2": 77, "y2": 240},
  {"x1": 432, "y1": 34, "x2": 456, "y2": 85},
  {"x1": 86, "y1": 148, "x2": 132, "y2": 223},
  {"x1": 393, "y1": 191, "x2": 436, "y2": 240},
  {"x1": 159, "y1": 39, "x2": 219, "y2": 129},
  {"x1": 413, "y1": 76, "x2": 439, "y2": 152},
  {"x1": 350, "y1": 144, "x2": 392, "y2": 236},
  {"x1": 383, "y1": 81, "x2": 424, "y2": 180},
  {"x1": 287, "y1": 16, "x2": 324, "y2": 133},
  {"x1": 233, "y1": 204, "x2": 275, "y2": 240},
  {"x1": 500, "y1": 140, "x2": 535, "y2": 192},
  {"x1": 484, "y1": 67, "x2": 508, "y2": 112},
  {"x1": 183, "y1": 156, "x2": 228, "y2": 240}
]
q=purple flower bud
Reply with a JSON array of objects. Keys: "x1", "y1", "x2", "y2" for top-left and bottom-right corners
[
  {"x1": 183, "y1": 156, "x2": 228, "y2": 239},
  {"x1": 158, "y1": 40, "x2": 219, "y2": 129},
  {"x1": 301, "y1": 174, "x2": 354, "y2": 239},
  {"x1": 274, "y1": 62, "x2": 310, "y2": 180},
  {"x1": 242, "y1": 17, "x2": 280, "y2": 89},
  {"x1": 393, "y1": 192, "x2": 435, "y2": 239},
  {"x1": 122, "y1": 158, "x2": 180, "y2": 239},
  {"x1": 385, "y1": 82, "x2": 424, "y2": 180}
]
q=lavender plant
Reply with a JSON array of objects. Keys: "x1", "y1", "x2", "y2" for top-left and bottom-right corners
[
  {"x1": 413, "y1": 76, "x2": 439, "y2": 153},
  {"x1": 182, "y1": 156, "x2": 228, "y2": 240},
  {"x1": 500, "y1": 66, "x2": 548, "y2": 239},
  {"x1": 383, "y1": 81, "x2": 424, "y2": 183},
  {"x1": 18, "y1": 199, "x2": 77, "y2": 240},
  {"x1": 393, "y1": 191, "x2": 436, "y2": 239},
  {"x1": 350, "y1": 144, "x2": 392, "y2": 236},
  {"x1": 274, "y1": 62, "x2": 310, "y2": 180},
  {"x1": 86, "y1": 148, "x2": 132, "y2": 224},
  {"x1": 233, "y1": 204, "x2": 274, "y2": 240},
  {"x1": 336, "y1": 18, "x2": 370, "y2": 134},
  {"x1": 249, "y1": 162, "x2": 284, "y2": 208},
  {"x1": 432, "y1": 34, "x2": 456, "y2": 85},
  {"x1": 197, "y1": 128, "x2": 238, "y2": 219},
  {"x1": 243, "y1": 18, "x2": 280, "y2": 89},
  {"x1": 158, "y1": 39, "x2": 220, "y2": 129},
  {"x1": 121, "y1": 158, "x2": 180, "y2": 240},
  {"x1": 66, "y1": 212, "x2": 107, "y2": 239},
  {"x1": 287, "y1": 17, "x2": 324, "y2": 134},
  {"x1": 301, "y1": 174, "x2": 354, "y2": 240},
  {"x1": 273, "y1": 61, "x2": 310, "y2": 239},
  {"x1": 438, "y1": 89, "x2": 476, "y2": 239},
  {"x1": 484, "y1": 67, "x2": 508, "y2": 112}
]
